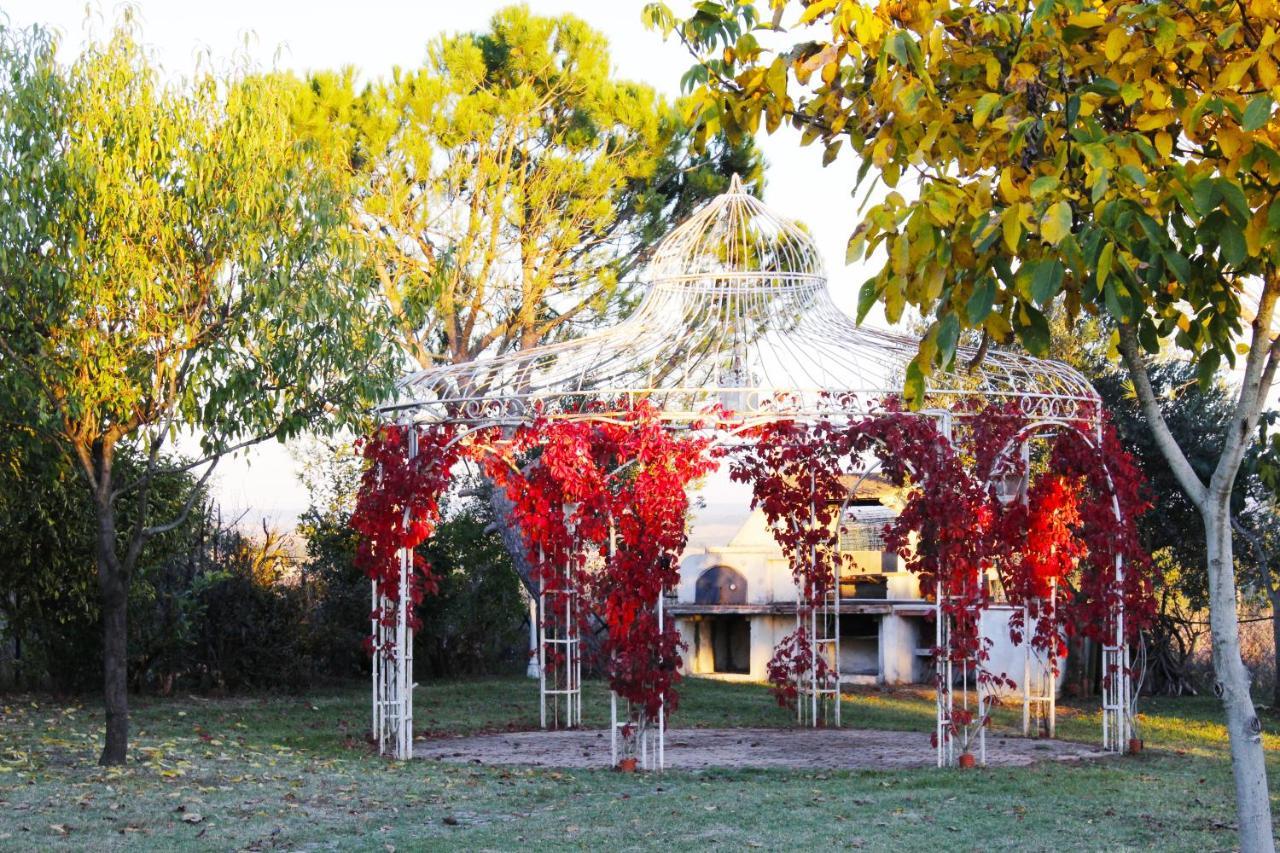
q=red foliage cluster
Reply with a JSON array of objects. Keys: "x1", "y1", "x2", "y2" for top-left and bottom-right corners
[
  {"x1": 1049, "y1": 419, "x2": 1156, "y2": 646},
  {"x1": 726, "y1": 401, "x2": 1012, "y2": 706},
  {"x1": 725, "y1": 418, "x2": 849, "y2": 601},
  {"x1": 484, "y1": 401, "x2": 717, "y2": 722},
  {"x1": 727, "y1": 397, "x2": 1156, "y2": 715},
  {"x1": 349, "y1": 423, "x2": 462, "y2": 657},
  {"x1": 725, "y1": 415, "x2": 878, "y2": 706},
  {"x1": 349, "y1": 392, "x2": 1155, "y2": 744}
]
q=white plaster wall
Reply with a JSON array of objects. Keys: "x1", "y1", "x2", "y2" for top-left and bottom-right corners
[
  {"x1": 884, "y1": 570, "x2": 920, "y2": 599},
  {"x1": 981, "y1": 607, "x2": 1067, "y2": 697},
  {"x1": 679, "y1": 469, "x2": 792, "y2": 605},
  {"x1": 879, "y1": 613, "x2": 920, "y2": 684},
  {"x1": 751, "y1": 615, "x2": 790, "y2": 679}
]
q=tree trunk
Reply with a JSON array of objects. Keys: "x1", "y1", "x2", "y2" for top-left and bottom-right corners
[
  {"x1": 488, "y1": 484, "x2": 537, "y2": 596},
  {"x1": 1204, "y1": 500, "x2": 1274, "y2": 851},
  {"x1": 94, "y1": 499, "x2": 130, "y2": 766},
  {"x1": 1271, "y1": 588, "x2": 1280, "y2": 712}
]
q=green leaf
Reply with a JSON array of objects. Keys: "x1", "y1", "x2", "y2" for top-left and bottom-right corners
[
  {"x1": 898, "y1": 32, "x2": 924, "y2": 73},
  {"x1": 966, "y1": 277, "x2": 996, "y2": 324},
  {"x1": 936, "y1": 314, "x2": 960, "y2": 364},
  {"x1": 1243, "y1": 95, "x2": 1273, "y2": 132},
  {"x1": 1196, "y1": 350, "x2": 1221, "y2": 391},
  {"x1": 1138, "y1": 318, "x2": 1160, "y2": 354},
  {"x1": 1118, "y1": 164, "x2": 1147, "y2": 188},
  {"x1": 1191, "y1": 179, "x2": 1220, "y2": 218},
  {"x1": 846, "y1": 230, "x2": 864, "y2": 264},
  {"x1": 889, "y1": 32, "x2": 910, "y2": 66},
  {"x1": 974, "y1": 218, "x2": 1002, "y2": 254},
  {"x1": 1033, "y1": 0, "x2": 1056, "y2": 22},
  {"x1": 1090, "y1": 170, "x2": 1110, "y2": 204},
  {"x1": 1096, "y1": 241, "x2": 1115, "y2": 287},
  {"x1": 1219, "y1": 222, "x2": 1247, "y2": 266},
  {"x1": 1062, "y1": 25, "x2": 1096, "y2": 44},
  {"x1": 1218, "y1": 180, "x2": 1250, "y2": 222},
  {"x1": 900, "y1": 81, "x2": 925, "y2": 113},
  {"x1": 1064, "y1": 94, "x2": 1080, "y2": 127},
  {"x1": 1103, "y1": 278, "x2": 1129, "y2": 321},
  {"x1": 1084, "y1": 78, "x2": 1120, "y2": 97},
  {"x1": 904, "y1": 358, "x2": 926, "y2": 409},
  {"x1": 856, "y1": 278, "x2": 880, "y2": 324},
  {"x1": 992, "y1": 256, "x2": 1015, "y2": 287},
  {"x1": 1016, "y1": 304, "x2": 1051, "y2": 356},
  {"x1": 855, "y1": 155, "x2": 875, "y2": 192},
  {"x1": 1031, "y1": 259, "x2": 1064, "y2": 305},
  {"x1": 1162, "y1": 250, "x2": 1191, "y2": 283},
  {"x1": 973, "y1": 93, "x2": 1001, "y2": 129},
  {"x1": 1029, "y1": 175, "x2": 1058, "y2": 199}
]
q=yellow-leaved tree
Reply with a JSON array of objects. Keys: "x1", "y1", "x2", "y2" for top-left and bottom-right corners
[
  {"x1": 291, "y1": 6, "x2": 760, "y2": 596},
  {"x1": 650, "y1": 0, "x2": 1279, "y2": 846}
]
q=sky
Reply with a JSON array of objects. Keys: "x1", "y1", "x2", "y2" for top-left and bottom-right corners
[{"x1": 5, "y1": 0, "x2": 885, "y2": 529}]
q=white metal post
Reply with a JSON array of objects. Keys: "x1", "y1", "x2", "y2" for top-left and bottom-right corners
[
  {"x1": 658, "y1": 590, "x2": 666, "y2": 771},
  {"x1": 795, "y1": 601, "x2": 803, "y2": 725},
  {"x1": 1049, "y1": 578, "x2": 1057, "y2": 738},
  {"x1": 1022, "y1": 601, "x2": 1031, "y2": 737},
  {"x1": 372, "y1": 579, "x2": 380, "y2": 751},
  {"x1": 610, "y1": 691, "x2": 618, "y2": 767},
  {"x1": 935, "y1": 411, "x2": 955, "y2": 768},
  {"x1": 527, "y1": 596, "x2": 540, "y2": 679},
  {"x1": 538, "y1": 549, "x2": 547, "y2": 730}
]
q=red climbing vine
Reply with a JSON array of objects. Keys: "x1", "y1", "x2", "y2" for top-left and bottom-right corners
[
  {"x1": 350, "y1": 422, "x2": 463, "y2": 657},
  {"x1": 484, "y1": 400, "x2": 719, "y2": 723},
  {"x1": 350, "y1": 393, "x2": 1155, "y2": 756},
  {"x1": 726, "y1": 396, "x2": 1156, "y2": 745}
]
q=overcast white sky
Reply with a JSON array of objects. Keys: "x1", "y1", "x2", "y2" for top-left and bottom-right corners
[{"x1": 3, "y1": 0, "x2": 887, "y2": 528}]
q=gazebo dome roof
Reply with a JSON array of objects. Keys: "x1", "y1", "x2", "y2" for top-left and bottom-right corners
[
  {"x1": 386, "y1": 178, "x2": 1098, "y2": 426},
  {"x1": 646, "y1": 174, "x2": 825, "y2": 291}
]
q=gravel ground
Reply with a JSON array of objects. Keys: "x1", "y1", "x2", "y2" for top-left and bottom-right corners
[{"x1": 414, "y1": 725, "x2": 1110, "y2": 770}]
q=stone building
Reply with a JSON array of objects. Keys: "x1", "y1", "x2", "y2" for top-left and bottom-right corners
[{"x1": 671, "y1": 469, "x2": 1054, "y2": 695}]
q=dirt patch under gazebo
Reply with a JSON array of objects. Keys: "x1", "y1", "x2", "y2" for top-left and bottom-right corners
[{"x1": 413, "y1": 727, "x2": 1110, "y2": 770}]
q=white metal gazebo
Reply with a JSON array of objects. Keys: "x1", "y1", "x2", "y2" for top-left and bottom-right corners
[{"x1": 370, "y1": 174, "x2": 1135, "y2": 767}]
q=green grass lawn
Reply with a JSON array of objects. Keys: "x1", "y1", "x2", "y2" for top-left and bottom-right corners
[{"x1": 0, "y1": 676, "x2": 1276, "y2": 850}]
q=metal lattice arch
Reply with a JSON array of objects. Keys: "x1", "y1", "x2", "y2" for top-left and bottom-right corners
[{"x1": 372, "y1": 175, "x2": 1133, "y2": 767}]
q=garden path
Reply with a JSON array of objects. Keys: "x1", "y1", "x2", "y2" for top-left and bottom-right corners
[{"x1": 414, "y1": 727, "x2": 1108, "y2": 770}]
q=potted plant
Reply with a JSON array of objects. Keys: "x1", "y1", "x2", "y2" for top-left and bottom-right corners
[
  {"x1": 617, "y1": 722, "x2": 641, "y2": 772},
  {"x1": 1126, "y1": 702, "x2": 1144, "y2": 755},
  {"x1": 952, "y1": 702, "x2": 994, "y2": 769}
]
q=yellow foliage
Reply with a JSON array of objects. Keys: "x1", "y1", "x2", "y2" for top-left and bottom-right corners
[{"x1": 671, "y1": 0, "x2": 1280, "y2": 381}]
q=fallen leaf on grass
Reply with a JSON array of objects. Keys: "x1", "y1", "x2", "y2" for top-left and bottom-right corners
[
  {"x1": 180, "y1": 813, "x2": 203, "y2": 824},
  {"x1": 49, "y1": 824, "x2": 70, "y2": 836}
]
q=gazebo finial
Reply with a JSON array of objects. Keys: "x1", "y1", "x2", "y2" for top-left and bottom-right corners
[{"x1": 646, "y1": 170, "x2": 825, "y2": 289}]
